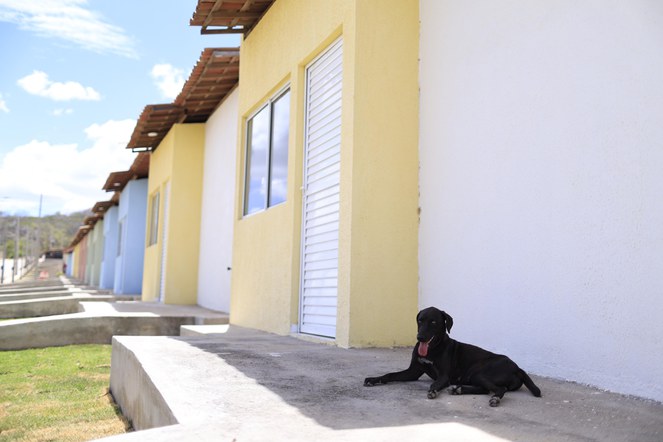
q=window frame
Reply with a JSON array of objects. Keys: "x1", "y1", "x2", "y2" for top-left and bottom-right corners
[{"x1": 243, "y1": 86, "x2": 291, "y2": 216}]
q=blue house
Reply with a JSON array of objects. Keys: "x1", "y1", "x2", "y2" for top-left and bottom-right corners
[
  {"x1": 94, "y1": 153, "x2": 149, "y2": 295},
  {"x1": 112, "y1": 153, "x2": 149, "y2": 295},
  {"x1": 92, "y1": 199, "x2": 119, "y2": 290}
]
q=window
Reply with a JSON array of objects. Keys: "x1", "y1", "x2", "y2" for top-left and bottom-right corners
[
  {"x1": 244, "y1": 88, "x2": 291, "y2": 215},
  {"x1": 148, "y1": 191, "x2": 160, "y2": 246}
]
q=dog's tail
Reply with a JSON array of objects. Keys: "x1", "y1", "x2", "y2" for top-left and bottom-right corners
[{"x1": 519, "y1": 369, "x2": 542, "y2": 397}]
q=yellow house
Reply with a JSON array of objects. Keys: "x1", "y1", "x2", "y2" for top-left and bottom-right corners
[
  {"x1": 192, "y1": 0, "x2": 420, "y2": 347},
  {"x1": 126, "y1": 49, "x2": 240, "y2": 305},
  {"x1": 139, "y1": 123, "x2": 205, "y2": 304}
]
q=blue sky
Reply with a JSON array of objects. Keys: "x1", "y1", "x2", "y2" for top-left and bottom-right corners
[{"x1": 0, "y1": 0, "x2": 240, "y2": 216}]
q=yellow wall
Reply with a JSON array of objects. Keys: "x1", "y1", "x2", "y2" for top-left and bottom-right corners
[
  {"x1": 142, "y1": 123, "x2": 205, "y2": 304},
  {"x1": 72, "y1": 242, "x2": 80, "y2": 279},
  {"x1": 232, "y1": 0, "x2": 419, "y2": 347}
]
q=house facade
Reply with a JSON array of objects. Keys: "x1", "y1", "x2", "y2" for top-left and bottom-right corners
[
  {"x1": 188, "y1": 0, "x2": 663, "y2": 403},
  {"x1": 418, "y1": 0, "x2": 663, "y2": 403},
  {"x1": 72, "y1": 231, "x2": 88, "y2": 281},
  {"x1": 200, "y1": 0, "x2": 420, "y2": 347},
  {"x1": 114, "y1": 178, "x2": 148, "y2": 295},
  {"x1": 63, "y1": 248, "x2": 73, "y2": 277},
  {"x1": 126, "y1": 48, "x2": 239, "y2": 308},
  {"x1": 87, "y1": 218, "x2": 104, "y2": 287},
  {"x1": 197, "y1": 88, "x2": 239, "y2": 313},
  {"x1": 141, "y1": 123, "x2": 205, "y2": 304},
  {"x1": 99, "y1": 205, "x2": 119, "y2": 290}
]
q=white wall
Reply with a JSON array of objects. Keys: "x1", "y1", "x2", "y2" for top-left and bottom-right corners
[
  {"x1": 197, "y1": 88, "x2": 238, "y2": 312},
  {"x1": 419, "y1": 0, "x2": 663, "y2": 402}
]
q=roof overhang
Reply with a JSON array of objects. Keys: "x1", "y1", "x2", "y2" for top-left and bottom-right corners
[
  {"x1": 69, "y1": 225, "x2": 92, "y2": 247},
  {"x1": 91, "y1": 200, "x2": 116, "y2": 216},
  {"x1": 126, "y1": 48, "x2": 239, "y2": 152},
  {"x1": 131, "y1": 152, "x2": 150, "y2": 178},
  {"x1": 103, "y1": 170, "x2": 134, "y2": 193},
  {"x1": 83, "y1": 214, "x2": 101, "y2": 227},
  {"x1": 190, "y1": 0, "x2": 274, "y2": 35},
  {"x1": 126, "y1": 104, "x2": 183, "y2": 152}
]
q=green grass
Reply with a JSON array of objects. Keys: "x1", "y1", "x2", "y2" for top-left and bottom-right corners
[{"x1": 0, "y1": 345, "x2": 130, "y2": 441}]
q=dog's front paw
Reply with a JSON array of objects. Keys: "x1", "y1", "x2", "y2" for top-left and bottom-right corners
[
  {"x1": 427, "y1": 390, "x2": 439, "y2": 399},
  {"x1": 364, "y1": 377, "x2": 382, "y2": 387},
  {"x1": 449, "y1": 385, "x2": 462, "y2": 395},
  {"x1": 489, "y1": 396, "x2": 501, "y2": 407}
]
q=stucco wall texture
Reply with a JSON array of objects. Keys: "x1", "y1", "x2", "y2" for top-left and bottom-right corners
[{"x1": 419, "y1": 0, "x2": 663, "y2": 402}]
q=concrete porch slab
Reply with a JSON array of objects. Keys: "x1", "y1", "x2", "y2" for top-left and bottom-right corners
[
  {"x1": 102, "y1": 327, "x2": 663, "y2": 442},
  {"x1": 0, "y1": 283, "x2": 69, "y2": 294},
  {"x1": 0, "y1": 302, "x2": 229, "y2": 350},
  {"x1": 0, "y1": 290, "x2": 83, "y2": 302},
  {"x1": 0, "y1": 294, "x2": 117, "y2": 318}
]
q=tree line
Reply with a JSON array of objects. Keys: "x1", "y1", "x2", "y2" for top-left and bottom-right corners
[{"x1": 0, "y1": 211, "x2": 88, "y2": 259}]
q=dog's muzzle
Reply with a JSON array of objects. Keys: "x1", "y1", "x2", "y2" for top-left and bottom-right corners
[{"x1": 417, "y1": 336, "x2": 434, "y2": 357}]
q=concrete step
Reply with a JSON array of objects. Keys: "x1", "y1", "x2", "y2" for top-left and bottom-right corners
[{"x1": 180, "y1": 324, "x2": 230, "y2": 336}]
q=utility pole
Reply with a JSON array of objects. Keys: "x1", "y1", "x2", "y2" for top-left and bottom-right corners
[
  {"x1": 0, "y1": 218, "x2": 5, "y2": 284},
  {"x1": 34, "y1": 194, "x2": 43, "y2": 280},
  {"x1": 12, "y1": 216, "x2": 19, "y2": 283}
]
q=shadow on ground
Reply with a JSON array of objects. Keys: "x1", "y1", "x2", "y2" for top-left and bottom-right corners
[{"x1": 170, "y1": 327, "x2": 663, "y2": 442}]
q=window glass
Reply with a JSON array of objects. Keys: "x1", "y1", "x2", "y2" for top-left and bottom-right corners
[
  {"x1": 148, "y1": 192, "x2": 160, "y2": 246},
  {"x1": 243, "y1": 87, "x2": 291, "y2": 215},
  {"x1": 244, "y1": 105, "x2": 270, "y2": 215},
  {"x1": 269, "y1": 90, "x2": 290, "y2": 207}
]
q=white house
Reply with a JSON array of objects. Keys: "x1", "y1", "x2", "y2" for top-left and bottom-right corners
[
  {"x1": 418, "y1": 0, "x2": 663, "y2": 403},
  {"x1": 197, "y1": 87, "x2": 238, "y2": 313}
]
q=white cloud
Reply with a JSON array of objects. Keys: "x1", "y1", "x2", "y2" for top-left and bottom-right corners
[
  {"x1": 17, "y1": 70, "x2": 101, "y2": 101},
  {"x1": 151, "y1": 64, "x2": 185, "y2": 99},
  {"x1": 52, "y1": 108, "x2": 73, "y2": 116},
  {"x1": 0, "y1": 93, "x2": 8, "y2": 112},
  {"x1": 0, "y1": 0, "x2": 138, "y2": 59},
  {"x1": 0, "y1": 119, "x2": 137, "y2": 215}
]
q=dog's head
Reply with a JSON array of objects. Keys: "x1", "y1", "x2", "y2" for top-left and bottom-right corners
[{"x1": 416, "y1": 307, "x2": 453, "y2": 357}]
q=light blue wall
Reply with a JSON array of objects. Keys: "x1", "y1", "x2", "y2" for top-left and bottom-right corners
[
  {"x1": 100, "y1": 205, "x2": 119, "y2": 289},
  {"x1": 114, "y1": 178, "x2": 148, "y2": 295},
  {"x1": 64, "y1": 252, "x2": 73, "y2": 277}
]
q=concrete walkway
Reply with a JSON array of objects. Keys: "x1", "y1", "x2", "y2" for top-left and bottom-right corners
[{"x1": 102, "y1": 326, "x2": 663, "y2": 442}]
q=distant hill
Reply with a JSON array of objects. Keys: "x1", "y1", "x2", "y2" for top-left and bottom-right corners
[{"x1": 0, "y1": 211, "x2": 88, "y2": 259}]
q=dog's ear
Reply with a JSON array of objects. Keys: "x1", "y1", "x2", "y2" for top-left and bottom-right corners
[
  {"x1": 416, "y1": 310, "x2": 422, "y2": 323},
  {"x1": 442, "y1": 311, "x2": 453, "y2": 333}
]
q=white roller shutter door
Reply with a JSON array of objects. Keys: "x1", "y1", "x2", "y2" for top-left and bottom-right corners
[{"x1": 299, "y1": 38, "x2": 343, "y2": 338}]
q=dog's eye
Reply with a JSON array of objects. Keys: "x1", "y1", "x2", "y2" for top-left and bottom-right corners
[{"x1": 431, "y1": 321, "x2": 437, "y2": 325}]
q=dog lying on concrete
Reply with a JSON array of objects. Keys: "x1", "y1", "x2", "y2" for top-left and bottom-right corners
[{"x1": 364, "y1": 307, "x2": 541, "y2": 406}]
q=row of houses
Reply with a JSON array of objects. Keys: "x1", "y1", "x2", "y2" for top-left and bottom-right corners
[{"x1": 64, "y1": 0, "x2": 663, "y2": 403}]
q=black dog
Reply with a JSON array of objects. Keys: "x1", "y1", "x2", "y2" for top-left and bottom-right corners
[{"x1": 364, "y1": 307, "x2": 541, "y2": 406}]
